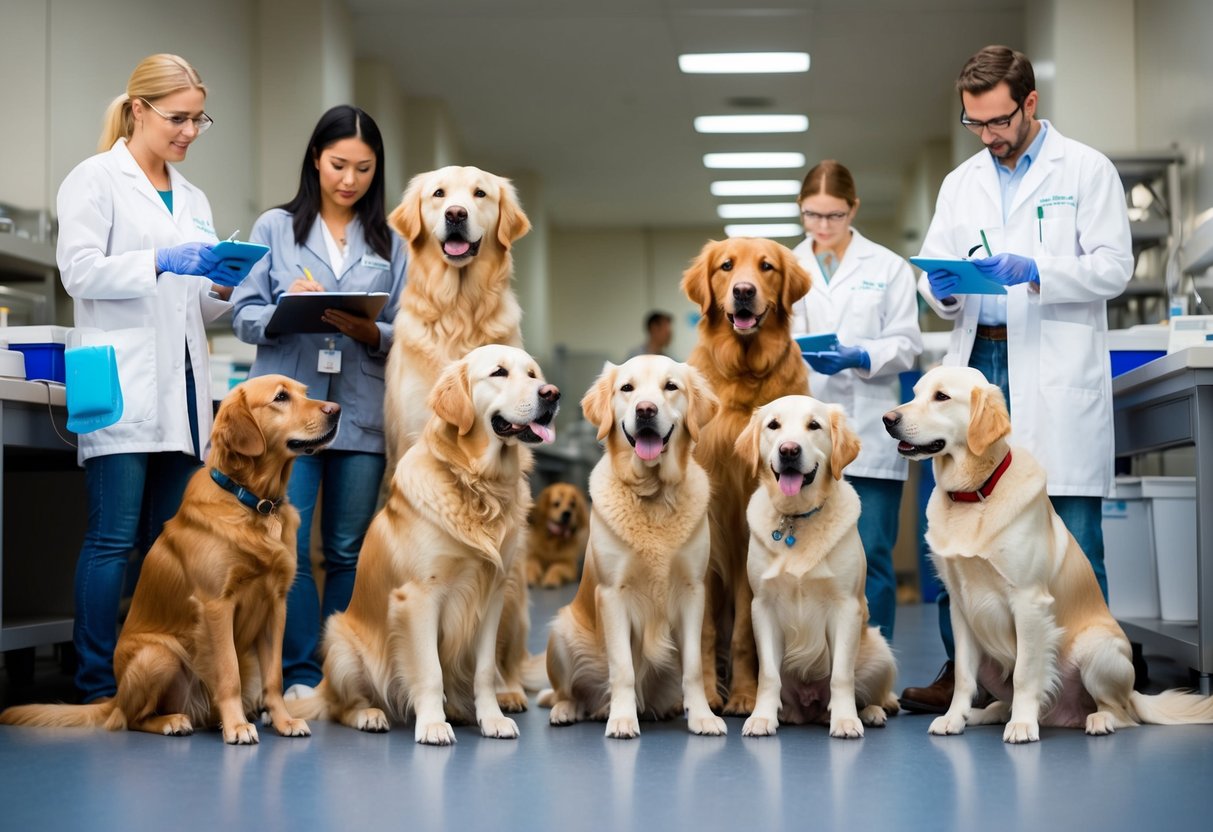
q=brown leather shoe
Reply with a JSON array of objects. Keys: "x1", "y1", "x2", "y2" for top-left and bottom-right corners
[{"x1": 900, "y1": 661, "x2": 995, "y2": 714}]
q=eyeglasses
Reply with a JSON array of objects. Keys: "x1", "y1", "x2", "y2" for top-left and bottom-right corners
[
  {"x1": 960, "y1": 103, "x2": 1021, "y2": 134},
  {"x1": 801, "y1": 210, "x2": 849, "y2": 225},
  {"x1": 139, "y1": 98, "x2": 214, "y2": 135}
]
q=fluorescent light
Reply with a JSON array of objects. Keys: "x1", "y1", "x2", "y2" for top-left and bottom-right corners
[
  {"x1": 679, "y1": 52, "x2": 810, "y2": 74},
  {"x1": 694, "y1": 114, "x2": 808, "y2": 134},
  {"x1": 724, "y1": 223, "x2": 804, "y2": 239},
  {"x1": 704, "y1": 152, "x2": 805, "y2": 169},
  {"x1": 717, "y1": 203, "x2": 801, "y2": 219},
  {"x1": 711, "y1": 179, "x2": 801, "y2": 197}
]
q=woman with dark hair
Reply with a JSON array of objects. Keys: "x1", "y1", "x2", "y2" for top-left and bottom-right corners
[{"x1": 231, "y1": 105, "x2": 406, "y2": 697}]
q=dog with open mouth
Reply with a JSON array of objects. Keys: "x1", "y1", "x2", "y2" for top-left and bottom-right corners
[
  {"x1": 383, "y1": 165, "x2": 532, "y2": 474},
  {"x1": 539, "y1": 355, "x2": 726, "y2": 738},
  {"x1": 736, "y1": 395, "x2": 898, "y2": 738},
  {"x1": 525, "y1": 482, "x2": 589, "y2": 588},
  {"x1": 285, "y1": 345, "x2": 557, "y2": 744},
  {"x1": 680, "y1": 236, "x2": 812, "y2": 715}
]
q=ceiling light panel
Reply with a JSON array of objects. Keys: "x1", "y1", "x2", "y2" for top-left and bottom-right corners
[
  {"x1": 694, "y1": 114, "x2": 808, "y2": 134},
  {"x1": 710, "y1": 180, "x2": 802, "y2": 197},
  {"x1": 679, "y1": 52, "x2": 811, "y2": 74},
  {"x1": 704, "y1": 152, "x2": 806, "y2": 169},
  {"x1": 724, "y1": 223, "x2": 804, "y2": 238},
  {"x1": 717, "y1": 203, "x2": 801, "y2": 219}
]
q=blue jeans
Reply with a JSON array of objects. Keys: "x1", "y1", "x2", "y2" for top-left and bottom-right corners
[
  {"x1": 282, "y1": 450, "x2": 385, "y2": 688},
  {"x1": 937, "y1": 336, "x2": 1108, "y2": 659},
  {"x1": 73, "y1": 372, "x2": 201, "y2": 702},
  {"x1": 849, "y1": 476, "x2": 903, "y2": 642}
]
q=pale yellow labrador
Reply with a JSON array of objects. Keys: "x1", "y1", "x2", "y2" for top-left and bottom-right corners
[
  {"x1": 736, "y1": 396, "x2": 898, "y2": 739},
  {"x1": 287, "y1": 345, "x2": 558, "y2": 744},
  {"x1": 541, "y1": 355, "x2": 726, "y2": 738},
  {"x1": 885, "y1": 365, "x2": 1213, "y2": 742}
]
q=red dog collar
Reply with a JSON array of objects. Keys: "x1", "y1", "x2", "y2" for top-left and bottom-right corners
[{"x1": 947, "y1": 451, "x2": 1013, "y2": 503}]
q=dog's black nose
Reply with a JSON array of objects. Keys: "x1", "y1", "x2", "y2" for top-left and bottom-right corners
[
  {"x1": 882, "y1": 411, "x2": 901, "y2": 430},
  {"x1": 538, "y1": 384, "x2": 560, "y2": 402},
  {"x1": 560, "y1": 510, "x2": 572, "y2": 523},
  {"x1": 635, "y1": 401, "x2": 657, "y2": 421},
  {"x1": 778, "y1": 442, "x2": 800, "y2": 459},
  {"x1": 322, "y1": 402, "x2": 341, "y2": 416},
  {"x1": 445, "y1": 206, "x2": 468, "y2": 224},
  {"x1": 733, "y1": 282, "x2": 756, "y2": 302}
]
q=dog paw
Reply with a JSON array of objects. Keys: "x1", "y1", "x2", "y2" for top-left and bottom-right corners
[
  {"x1": 830, "y1": 717, "x2": 864, "y2": 739},
  {"x1": 356, "y1": 708, "x2": 390, "y2": 733},
  {"x1": 860, "y1": 705, "x2": 888, "y2": 727},
  {"x1": 479, "y1": 715, "x2": 520, "y2": 739},
  {"x1": 928, "y1": 713, "x2": 967, "y2": 736},
  {"x1": 496, "y1": 691, "x2": 528, "y2": 713},
  {"x1": 161, "y1": 715, "x2": 194, "y2": 736},
  {"x1": 605, "y1": 715, "x2": 640, "y2": 739},
  {"x1": 688, "y1": 713, "x2": 728, "y2": 736},
  {"x1": 706, "y1": 690, "x2": 725, "y2": 713},
  {"x1": 722, "y1": 692, "x2": 756, "y2": 717},
  {"x1": 1085, "y1": 711, "x2": 1117, "y2": 736},
  {"x1": 415, "y1": 721, "x2": 456, "y2": 745},
  {"x1": 967, "y1": 700, "x2": 1011, "y2": 726},
  {"x1": 1003, "y1": 721, "x2": 1040, "y2": 744},
  {"x1": 549, "y1": 700, "x2": 579, "y2": 725},
  {"x1": 223, "y1": 721, "x2": 260, "y2": 745},
  {"x1": 742, "y1": 716, "x2": 777, "y2": 737},
  {"x1": 275, "y1": 717, "x2": 311, "y2": 738}
]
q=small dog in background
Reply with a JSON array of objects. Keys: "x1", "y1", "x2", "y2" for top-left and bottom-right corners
[{"x1": 526, "y1": 482, "x2": 589, "y2": 588}]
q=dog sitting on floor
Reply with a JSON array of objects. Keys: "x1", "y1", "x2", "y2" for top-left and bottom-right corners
[{"x1": 525, "y1": 482, "x2": 589, "y2": 588}]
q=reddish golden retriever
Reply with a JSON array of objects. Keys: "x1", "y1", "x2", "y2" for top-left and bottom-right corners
[
  {"x1": 0, "y1": 375, "x2": 340, "y2": 743},
  {"x1": 526, "y1": 482, "x2": 589, "y2": 588},
  {"x1": 681, "y1": 237, "x2": 811, "y2": 714}
]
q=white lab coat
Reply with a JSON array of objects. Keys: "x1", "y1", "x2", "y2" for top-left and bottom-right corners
[
  {"x1": 56, "y1": 138, "x2": 231, "y2": 463},
  {"x1": 916, "y1": 121, "x2": 1132, "y2": 497},
  {"x1": 791, "y1": 228, "x2": 923, "y2": 480}
]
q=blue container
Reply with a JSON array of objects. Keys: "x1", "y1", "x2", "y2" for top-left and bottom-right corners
[
  {"x1": 10, "y1": 343, "x2": 66, "y2": 383},
  {"x1": 1110, "y1": 349, "x2": 1165, "y2": 377}
]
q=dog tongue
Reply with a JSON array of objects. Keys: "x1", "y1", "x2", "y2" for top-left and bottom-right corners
[
  {"x1": 733, "y1": 315, "x2": 756, "y2": 330},
  {"x1": 528, "y1": 421, "x2": 555, "y2": 443},
  {"x1": 778, "y1": 471, "x2": 804, "y2": 496},
  {"x1": 635, "y1": 433, "x2": 664, "y2": 461},
  {"x1": 444, "y1": 239, "x2": 471, "y2": 257}
]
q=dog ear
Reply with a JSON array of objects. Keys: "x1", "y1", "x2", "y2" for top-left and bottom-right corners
[
  {"x1": 733, "y1": 408, "x2": 764, "y2": 478},
  {"x1": 496, "y1": 177, "x2": 532, "y2": 249},
  {"x1": 967, "y1": 383, "x2": 1011, "y2": 455},
  {"x1": 530, "y1": 486, "x2": 551, "y2": 526},
  {"x1": 580, "y1": 362, "x2": 617, "y2": 442},
  {"x1": 214, "y1": 386, "x2": 266, "y2": 457},
  {"x1": 680, "y1": 241, "x2": 716, "y2": 316},
  {"x1": 430, "y1": 361, "x2": 476, "y2": 436},
  {"x1": 389, "y1": 174, "x2": 427, "y2": 245},
  {"x1": 683, "y1": 365, "x2": 718, "y2": 444},
  {"x1": 780, "y1": 246, "x2": 812, "y2": 312},
  {"x1": 828, "y1": 406, "x2": 861, "y2": 480}
]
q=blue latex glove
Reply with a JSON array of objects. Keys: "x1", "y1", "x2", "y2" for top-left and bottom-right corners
[
  {"x1": 155, "y1": 242, "x2": 218, "y2": 277},
  {"x1": 205, "y1": 263, "x2": 249, "y2": 288},
  {"x1": 972, "y1": 253, "x2": 1039, "y2": 286},
  {"x1": 926, "y1": 267, "x2": 960, "y2": 301},
  {"x1": 805, "y1": 344, "x2": 870, "y2": 375}
]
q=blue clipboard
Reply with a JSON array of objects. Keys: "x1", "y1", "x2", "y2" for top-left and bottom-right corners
[
  {"x1": 211, "y1": 240, "x2": 271, "y2": 281},
  {"x1": 910, "y1": 257, "x2": 1006, "y2": 295},
  {"x1": 795, "y1": 333, "x2": 840, "y2": 354}
]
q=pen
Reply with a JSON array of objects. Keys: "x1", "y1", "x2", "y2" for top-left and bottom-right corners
[
  {"x1": 226, "y1": 229, "x2": 239, "y2": 242},
  {"x1": 303, "y1": 267, "x2": 317, "y2": 283},
  {"x1": 979, "y1": 228, "x2": 992, "y2": 257},
  {"x1": 1037, "y1": 206, "x2": 1044, "y2": 242}
]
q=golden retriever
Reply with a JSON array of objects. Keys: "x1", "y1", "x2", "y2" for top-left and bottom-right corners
[
  {"x1": 383, "y1": 165, "x2": 531, "y2": 471},
  {"x1": 884, "y1": 365, "x2": 1213, "y2": 742},
  {"x1": 287, "y1": 345, "x2": 558, "y2": 744},
  {"x1": 0, "y1": 375, "x2": 340, "y2": 743},
  {"x1": 680, "y1": 237, "x2": 811, "y2": 714},
  {"x1": 526, "y1": 482, "x2": 590, "y2": 588},
  {"x1": 541, "y1": 355, "x2": 725, "y2": 737},
  {"x1": 736, "y1": 396, "x2": 898, "y2": 738}
]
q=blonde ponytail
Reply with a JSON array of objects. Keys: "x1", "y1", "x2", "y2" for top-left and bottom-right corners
[{"x1": 96, "y1": 54, "x2": 206, "y2": 153}]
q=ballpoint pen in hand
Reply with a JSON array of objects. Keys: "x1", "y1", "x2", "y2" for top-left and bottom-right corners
[
  {"x1": 226, "y1": 230, "x2": 239, "y2": 242},
  {"x1": 979, "y1": 228, "x2": 993, "y2": 257}
]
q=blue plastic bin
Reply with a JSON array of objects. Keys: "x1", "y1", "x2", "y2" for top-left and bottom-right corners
[
  {"x1": 1109, "y1": 349, "x2": 1164, "y2": 377},
  {"x1": 9, "y1": 343, "x2": 66, "y2": 383}
]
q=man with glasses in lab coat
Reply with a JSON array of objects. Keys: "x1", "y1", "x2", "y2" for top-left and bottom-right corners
[{"x1": 903, "y1": 44, "x2": 1133, "y2": 714}]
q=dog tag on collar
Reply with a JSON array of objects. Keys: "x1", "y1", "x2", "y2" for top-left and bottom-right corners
[{"x1": 318, "y1": 337, "x2": 341, "y2": 374}]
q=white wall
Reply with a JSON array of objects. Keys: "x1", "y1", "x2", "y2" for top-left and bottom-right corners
[{"x1": 354, "y1": 59, "x2": 409, "y2": 208}]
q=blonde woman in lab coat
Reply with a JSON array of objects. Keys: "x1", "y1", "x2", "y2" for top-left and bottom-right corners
[
  {"x1": 790, "y1": 160, "x2": 923, "y2": 641},
  {"x1": 56, "y1": 54, "x2": 236, "y2": 703}
]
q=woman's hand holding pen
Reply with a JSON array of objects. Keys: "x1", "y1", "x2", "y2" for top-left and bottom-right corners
[{"x1": 289, "y1": 266, "x2": 324, "y2": 294}]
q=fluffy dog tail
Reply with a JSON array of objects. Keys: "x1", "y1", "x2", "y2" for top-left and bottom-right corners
[
  {"x1": 283, "y1": 680, "x2": 331, "y2": 721},
  {"x1": 1130, "y1": 689, "x2": 1213, "y2": 725},
  {"x1": 0, "y1": 700, "x2": 119, "y2": 730},
  {"x1": 522, "y1": 651, "x2": 549, "y2": 692}
]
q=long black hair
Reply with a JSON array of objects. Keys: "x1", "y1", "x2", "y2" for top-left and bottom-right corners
[{"x1": 279, "y1": 105, "x2": 392, "y2": 261}]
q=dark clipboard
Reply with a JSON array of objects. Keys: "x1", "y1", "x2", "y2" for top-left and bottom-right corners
[
  {"x1": 265, "y1": 292, "x2": 390, "y2": 335},
  {"x1": 210, "y1": 240, "x2": 271, "y2": 281}
]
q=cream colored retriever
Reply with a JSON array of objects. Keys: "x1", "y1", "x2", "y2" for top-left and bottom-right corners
[
  {"x1": 0, "y1": 375, "x2": 340, "y2": 743},
  {"x1": 542, "y1": 355, "x2": 726, "y2": 738},
  {"x1": 885, "y1": 365, "x2": 1213, "y2": 742},
  {"x1": 736, "y1": 396, "x2": 898, "y2": 738},
  {"x1": 288, "y1": 345, "x2": 558, "y2": 744},
  {"x1": 384, "y1": 165, "x2": 531, "y2": 471}
]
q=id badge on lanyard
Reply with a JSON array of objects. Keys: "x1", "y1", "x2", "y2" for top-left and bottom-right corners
[{"x1": 318, "y1": 337, "x2": 342, "y2": 374}]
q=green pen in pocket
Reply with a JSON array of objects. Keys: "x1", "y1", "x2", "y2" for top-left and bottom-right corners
[{"x1": 1037, "y1": 206, "x2": 1044, "y2": 242}]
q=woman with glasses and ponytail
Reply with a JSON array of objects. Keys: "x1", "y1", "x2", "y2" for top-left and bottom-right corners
[
  {"x1": 789, "y1": 159, "x2": 923, "y2": 643},
  {"x1": 56, "y1": 54, "x2": 236, "y2": 703}
]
